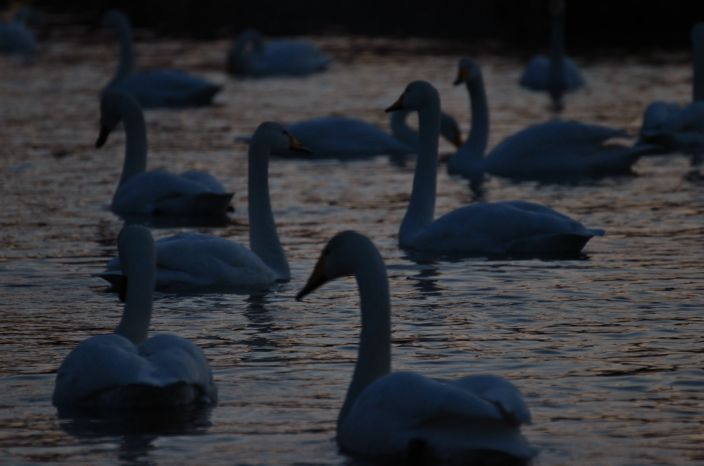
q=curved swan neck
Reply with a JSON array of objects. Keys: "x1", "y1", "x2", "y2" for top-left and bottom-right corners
[
  {"x1": 248, "y1": 138, "x2": 289, "y2": 280},
  {"x1": 110, "y1": 14, "x2": 135, "y2": 83},
  {"x1": 399, "y1": 93, "x2": 441, "y2": 245},
  {"x1": 338, "y1": 245, "x2": 391, "y2": 429},
  {"x1": 464, "y1": 74, "x2": 489, "y2": 157},
  {"x1": 117, "y1": 98, "x2": 148, "y2": 187},
  {"x1": 548, "y1": 0, "x2": 566, "y2": 106},
  {"x1": 389, "y1": 110, "x2": 417, "y2": 148},
  {"x1": 115, "y1": 232, "x2": 155, "y2": 345},
  {"x1": 692, "y1": 24, "x2": 704, "y2": 102}
]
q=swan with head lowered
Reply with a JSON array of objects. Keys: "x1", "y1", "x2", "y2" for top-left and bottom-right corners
[
  {"x1": 519, "y1": 0, "x2": 584, "y2": 111},
  {"x1": 102, "y1": 10, "x2": 221, "y2": 108},
  {"x1": 450, "y1": 58, "x2": 656, "y2": 180},
  {"x1": 226, "y1": 28, "x2": 331, "y2": 77},
  {"x1": 97, "y1": 91, "x2": 233, "y2": 218},
  {"x1": 639, "y1": 23, "x2": 704, "y2": 155},
  {"x1": 388, "y1": 80, "x2": 604, "y2": 257},
  {"x1": 99, "y1": 122, "x2": 302, "y2": 293},
  {"x1": 296, "y1": 231, "x2": 536, "y2": 463},
  {"x1": 53, "y1": 225, "x2": 217, "y2": 410}
]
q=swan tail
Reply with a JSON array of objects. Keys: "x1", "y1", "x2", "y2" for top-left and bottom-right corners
[
  {"x1": 94, "y1": 271, "x2": 125, "y2": 289},
  {"x1": 75, "y1": 382, "x2": 212, "y2": 409},
  {"x1": 191, "y1": 192, "x2": 234, "y2": 215}
]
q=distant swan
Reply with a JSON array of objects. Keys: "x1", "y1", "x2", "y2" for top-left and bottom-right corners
[
  {"x1": 53, "y1": 225, "x2": 217, "y2": 409},
  {"x1": 97, "y1": 91, "x2": 233, "y2": 217},
  {"x1": 519, "y1": 0, "x2": 584, "y2": 111},
  {"x1": 99, "y1": 122, "x2": 303, "y2": 293},
  {"x1": 639, "y1": 23, "x2": 704, "y2": 154},
  {"x1": 387, "y1": 80, "x2": 604, "y2": 257},
  {"x1": 296, "y1": 231, "x2": 537, "y2": 463},
  {"x1": 102, "y1": 10, "x2": 221, "y2": 108},
  {"x1": 227, "y1": 28, "x2": 331, "y2": 77},
  {"x1": 0, "y1": 7, "x2": 36, "y2": 58},
  {"x1": 450, "y1": 58, "x2": 655, "y2": 180}
]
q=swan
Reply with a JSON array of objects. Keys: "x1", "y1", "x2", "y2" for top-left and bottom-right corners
[
  {"x1": 102, "y1": 10, "x2": 221, "y2": 108},
  {"x1": 53, "y1": 225, "x2": 217, "y2": 409},
  {"x1": 450, "y1": 58, "x2": 655, "y2": 180},
  {"x1": 99, "y1": 122, "x2": 302, "y2": 293},
  {"x1": 519, "y1": 0, "x2": 584, "y2": 111},
  {"x1": 296, "y1": 231, "x2": 537, "y2": 463},
  {"x1": 97, "y1": 91, "x2": 233, "y2": 217},
  {"x1": 638, "y1": 23, "x2": 704, "y2": 155},
  {"x1": 387, "y1": 80, "x2": 604, "y2": 257},
  {"x1": 0, "y1": 7, "x2": 36, "y2": 58},
  {"x1": 226, "y1": 28, "x2": 331, "y2": 77}
]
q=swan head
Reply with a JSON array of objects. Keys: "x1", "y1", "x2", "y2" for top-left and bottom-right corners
[
  {"x1": 385, "y1": 80, "x2": 440, "y2": 113},
  {"x1": 116, "y1": 225, "x2": 155, "y2": 301},
  {"x1": 296, "y1": 231, "x2": 374, "y2": 300},
  {"x1": 453, "y1": 58, "x2": 482, "y2": 86},
  {"x1": 251, "y1": 121, "x2": 311, "y2": 154},
  {"x1": 96, "y1": 91, "x2": 139, "y2": 148}
]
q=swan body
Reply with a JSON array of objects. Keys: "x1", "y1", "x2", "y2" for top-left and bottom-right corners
[
  {"x1": 53, "y1": 225, "x2": 217, "y2": 409},
  {"x1": 450, "y1": 58, "x2": 653, "y2": 179},
  {"x1": 0, "y1": 8, "x2": 36, "y2": 58},
  {"x1": 296, "y1": 231, "x2": 536, "y2": 463},
  {"x1": 388, "y1": 80, "x2": 603, "y2": 257},
  {"x1": 98, "y1": 91, "x2": 233, "y2": 217},
  {"x1": 102, "y1": 10, "x2": 220, "y2": 108},
  {"x1": 99, "y1": 122, "x2": 300, "y2": 293},
  {"x1": 227, "y1": 28, "x2": 330, "y2": 77}
]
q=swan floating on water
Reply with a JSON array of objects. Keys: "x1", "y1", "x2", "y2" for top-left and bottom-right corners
[
  {"x1": 227, "y1": 28, "x2": 331, "y2": 77},
  {"x1": 102, "y1": 10, "x2": 221, "y2": 108},
  {"x1": 53, "y1": 225, "x2": 217, "y2": 409},
  {"x1": 99, "y1": 122, "x2": 302, "y2": 293},
  {"x1": 296, "y1": 231, "x2": 537, "y2": 463},
  {"x1": 0, "y1": 7, "x2": 36, "y2": 59},
  {"x1": 97, "y1": 91, "x2": 233, "y2": 218},
  {"x1": 388, "y1": 80, "x2": 604, "y2": 257}
]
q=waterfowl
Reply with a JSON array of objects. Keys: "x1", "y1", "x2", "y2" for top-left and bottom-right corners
[{"x1": 0, "y1": 7, "x2": 36, "y2": 58}]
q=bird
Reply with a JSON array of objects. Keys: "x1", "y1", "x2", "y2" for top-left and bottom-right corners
[
  {"x1": 296, "y1": 230, "x2": 537, "y2": 464},
  {"x1": 101, "y1": 10, "x2": 221, "y2": 108},
  {"x1": 0, "y1": 6, "x2": 37, "y2": 59},
  {"x1": 387, "y1": 80, "x2": 604, "y2": 257},
  {"x1": 96, "y1": 91, "x2": 233, "y2": 218},
  {"x1": 449, "y1": 58, "x2": 655, "y2": 180},
  {"x1": 226, "y1": 28, "x2": 331, "y2": 77},
  {"x1": 98, "y1": 122, "x2": 304, "y2": 293},
  {"x1": 53, "y1": 225, "x2": 217, "y2": 410},
  {"x1": 519, "y1": 0, "x2": 584, "y2": 111}
]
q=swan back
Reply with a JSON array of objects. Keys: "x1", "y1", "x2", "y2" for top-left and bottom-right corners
[{"x1": 692, "y1": 23, "x2": 704, "y2": 102}]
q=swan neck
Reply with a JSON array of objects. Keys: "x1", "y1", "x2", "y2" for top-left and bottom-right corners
[
  {"x1": 115, "y1": 246, "x2": 154, "y2": 345},
  {"x1": 248, "y1": 139, "x2": 289, "y2": 280},
  {"x1": 693, "y1": 29, "x2": 704, "y2": 102},
  {"x1": 338, "y1": 249, "x2": 391, "y2": 429},
  {"x1": 389, "y1": 110, "x2": 417, "y2": 149},
  {"x1": 112, "y1": 16, "x2": 135, "y2": 83},
  {"x1": 548, "y1": 0, "x2": 566, "y2": 102},
  {"x1": 118, "y1": 99, "x2": 148, "y2": 187},
  {"x1": 465, "y1": 76, "x2": 489, "y2": 156}
]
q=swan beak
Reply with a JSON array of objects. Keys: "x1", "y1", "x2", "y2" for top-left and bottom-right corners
[
  {"x1": 453, "y1": 67, "x2": 470, "y2": 85},
  {"x1": 451, "y1": 132, "x2": 463, "y2": 148},
  {"x1": 95, "y1": 126, "x2": 111, "y2": 148},
  {"x1": 117, "y1": 276, "x2": 128, "y2": 303},
  {"x1": 385, "y1": 93, "x2": 405, "y2": 113},
  {"x1": 296, "y1": 255, "x2": 328, "y2": 301},
  {"x1": 288, "y1": 133, "x2": 312, "y2": 153}
]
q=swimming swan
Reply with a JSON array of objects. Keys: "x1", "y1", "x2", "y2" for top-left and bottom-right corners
[
  {"x1": 296, "y1": 231, "x2": 537, "y2": 463},
  {"x1": 97, "y1": 91, "x2": 233, "y2": 217},
  {"x1": 53, "y1": 225, "x2": 217, "y2": 409},
  {"x1": 102, "y1": 10, "x2": 221, "y2": 108},
  {"x1": 0, "y1": 7, "x2": 36, "y2": 59},
  {"x1": 450, "y1": 58, "x2": 655, "y2": 179},
  {"x1": 227, "y1": 28, "x2": 331, "y2": 77},
  {"x1": 519, "y1": 0, "x2": 584, "y2": 111},
  {"x1": 387, "y1": 80, "x2": 604, "y2": 257},
  {"x1": 99, "y1": 122, "x2": 303, "y2": 293}
]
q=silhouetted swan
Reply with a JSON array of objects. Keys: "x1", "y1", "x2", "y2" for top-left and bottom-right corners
[
  {"x1": 0, "y1": 7, "x2": 36, "y2": 58},
  {"x1": 296, "y1": 231, "x2": 537, "y2": 463}
]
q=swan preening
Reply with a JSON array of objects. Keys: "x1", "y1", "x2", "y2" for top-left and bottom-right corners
[
  {"x1": 519, "y1": 0, "x2": 584, "y2": 111},
  {"x1": 97, "y1": 91, "x2": 234, "y2": 218},
  {"x1": 450, "y1": 58, "x2": 655, "y2": 180},
  {"x1": 102, "y1": 10, "x2": 221, "y2": 108},
  {"x1": 296, "y1": 231, "x2": 536, "y2": 463},
  {"x1": 227, "y1": 28, "x2": 331, "y2": 77},
  {"x1": 99, "y1": 122, "x2": 301, "y2": 293},
  {"x1": 53, "y1": 225, "x2": 217, "y2": 409},
  {"x1": 0, "y1": 7, "x2": 36, "y2": 59},
  {"x1": 388, "y1": 80, "x2": 604, "y2": 257}
]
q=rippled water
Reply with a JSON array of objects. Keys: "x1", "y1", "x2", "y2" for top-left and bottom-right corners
[{"x1": 1, "y1": 36, "x2": 703, "y2": 465}]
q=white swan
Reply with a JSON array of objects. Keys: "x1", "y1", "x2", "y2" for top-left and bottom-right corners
[
  {"x1": 450, "y1": 58, "x2": 655, "y2": 180},
  {"x1": 296, "y1": 231, "x2": 536, "y2": 463},
  {"x1": 387, "y1": 80, "x2": 604, "y2": 257},
  {"x1": 102, "y1": 10, "x2": 221, "y2": 108},
  {"x1": 53, "y1": 225, "x2": 217, "y2": 409},
  {"x1": 0, "y1": 7, "x2": 36, "y2": 59},
  {"x1": 97, "y1": 91, "x2": 233, "y2": 217},
  {"x1": 99, "y1": 122, "x2": 302, "y2": 293},
  {"x1": 639, "y1": 23, "x2": 704, "y2": 154},
  {"x1": 226, "y1": 28, "x2": 331, "y2": 77},
  {"x1": 519, "y1": 0, "x2": 584, "y2": 111}
]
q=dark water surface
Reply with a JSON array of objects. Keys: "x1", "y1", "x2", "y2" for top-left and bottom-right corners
[{"x1": 1, "y1": 37, "x2": 703, "y2": 465}]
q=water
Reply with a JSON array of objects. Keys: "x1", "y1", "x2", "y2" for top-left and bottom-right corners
[{"x1": 1, "y1": 36, "x2": 703, "y2": 465}]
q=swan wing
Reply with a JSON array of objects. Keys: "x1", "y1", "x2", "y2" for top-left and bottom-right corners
[
  {"x1": 519, "y1": 55, "x2": 584, "y2": 90},
  {"x1": 179, "y1": 170, "x2": 227, "y2": 193},
  {"x1": 113, "y1": 70, "x2": 221, "y2": 108}
]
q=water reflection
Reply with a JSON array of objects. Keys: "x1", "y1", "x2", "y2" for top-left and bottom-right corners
[{"x1": 242, "y1": 293, "x2": 278, "y2": 354}]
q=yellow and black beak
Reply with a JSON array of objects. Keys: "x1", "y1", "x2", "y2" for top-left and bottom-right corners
[
  {"x1": 287, "y1": 132, "x2": 312, "y2": 154},
  {"x1": 385, "y1": 92, "x2": 406, "y2": 113},
  {"x1": 453, "y1": 67, "x2": 470, "y2": 86},
  {"x1": 95, "y1": 126, "x2": 111, "y2": 148},
  {"x1": 451, "y1": 131, "x2": 463, "y2": 148},
  {"x1": 295, "y1": 253, "x2": 328, "y2": 301}
]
